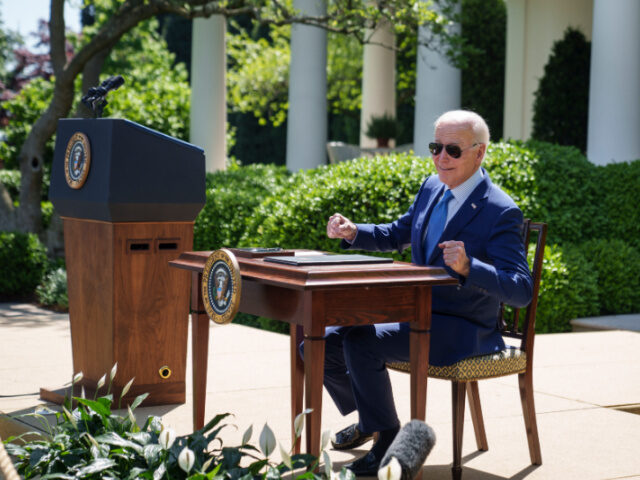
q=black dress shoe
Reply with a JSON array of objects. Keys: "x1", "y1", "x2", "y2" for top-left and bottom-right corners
[
  {"x1": 344, "y1": 450, "x2": 381, "y2": 477},
  {"x1": 332, "y1": 424, "x2": 375, "y2": 451}
]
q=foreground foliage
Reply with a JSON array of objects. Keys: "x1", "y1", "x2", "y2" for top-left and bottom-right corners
[{"x1": 4, "y1": 371, "x2": 353, "y2": 480}]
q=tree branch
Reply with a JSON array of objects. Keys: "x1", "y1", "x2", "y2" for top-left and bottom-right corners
[{"x1": 49, "y1": 0, "x2": 66, "y2": 76}]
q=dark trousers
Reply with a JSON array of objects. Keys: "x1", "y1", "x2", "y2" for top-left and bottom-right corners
[{"x1": 301, "y1": 323, "x2": 411, "y2": 434}]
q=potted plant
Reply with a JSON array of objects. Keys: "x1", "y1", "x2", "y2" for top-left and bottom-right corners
[
  {"x1": 3, "y1": 369, "x2": 356, "y2": 480},
  {"x1": 365, "y1": 113, "x2": 399, "y2": 148}
]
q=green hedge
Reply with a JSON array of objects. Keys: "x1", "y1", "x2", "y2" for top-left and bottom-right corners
[
  {"x1": 193, "y1": 162, "x2": 290, "y2": 250},
  {"x1": 27, "y1": 141, "x2": 636, "y2": 332},
  {"x1": 190, "y1": 143, "x2": 636, "y2": 334},
  {"x1": 578, "y1": 239, "x2": 640, "y2": 314},
  {"x1": 0, "y1": 231, "x2": 48, "y2": 297},
  {"x1": 240, "y1": 153, "x2": 434, "y2": 258},
  {"x1": 36, "y1": 266, "x2": 69, "y2": 311},
  {"x1": 534, "y1": 243, "x2": 599, "y2": 333}
]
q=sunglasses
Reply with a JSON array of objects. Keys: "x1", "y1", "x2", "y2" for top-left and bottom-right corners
[{"x1": 429, "y1": 142, "x2": 479, "y2": 159}]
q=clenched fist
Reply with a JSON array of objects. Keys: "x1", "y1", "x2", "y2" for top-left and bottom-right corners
[
  {"x1": 438, "y1": 240, "x2": 470, "y2": 277},
  {"x1": 327, "y1": 213, "x2": 357, "y2": 242}
]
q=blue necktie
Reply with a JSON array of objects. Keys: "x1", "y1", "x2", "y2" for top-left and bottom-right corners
[{"x1": 424, "y1": 189, "x2": 453, "y2": 262}]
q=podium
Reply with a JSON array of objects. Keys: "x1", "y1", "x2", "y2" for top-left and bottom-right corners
[{"x1": 42, "y1": 118, "x2": 205, "y2": 405}]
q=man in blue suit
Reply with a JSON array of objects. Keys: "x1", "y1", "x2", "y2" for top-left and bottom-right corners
[{"x1": 322, "y1": 110, "x2": 533, "y2": 475}]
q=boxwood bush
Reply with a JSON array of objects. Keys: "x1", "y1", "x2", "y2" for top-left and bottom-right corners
[
  {"x1": 0, "y1": 231, "x2": 48, "y2": 297},
  {"x1": 222, "y1": 143, "x2": 637, "y2": 333},
  {"x1": 534, "y1": 242, "x2": 599, "y2": 333},
  {"x1": 240, "y1": 152, "x2": 434, "y2": 259},
  {"x1": 578, "y1": 239, "x2": 640, "y2": 314},
  {"x1": 193, "y1": 162, "x2": 290, "y2": 250}
]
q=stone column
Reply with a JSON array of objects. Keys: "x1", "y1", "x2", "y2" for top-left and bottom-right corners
[
  {"x1": 360, "y1": 20, "x2": 396, "y2": 148},
  {"x1": 190, "y1": 16, "x2": 226, "y2": 172},
  {"x1": 587, "y1": 0, "x2": 640, "y2": 164},
  {"x1": 413, "y1": 2, "x2": 461, "y2": 156},
  {"x1": 286, "y1": 0, "x2": 328, "y2": 171}
]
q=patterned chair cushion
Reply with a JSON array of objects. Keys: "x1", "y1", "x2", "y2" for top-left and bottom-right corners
[{"x1": 387, "y1": 347, "x2": 527, "y2": 382}]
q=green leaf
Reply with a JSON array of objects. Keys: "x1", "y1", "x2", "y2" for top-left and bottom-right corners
[
  {"x1": 153, "y1": 461, "x2": 167, "y2": 480},
  {"x1": 198, "y1": 413, "x2": 232, "y2": 435},
  {"x1": 75, "y1": 457, "x2": 117, "y2": 476},
  {"x1": 143, "y1": 444, "x2": 163, "y2": 466},
  {"x1": 75, "y1": 397, "x2": 111, "y2": 417},
  {"x1": 95, "y1": 432, "x2": 143, "y2": 454},
  {"x1": 130, "y1": 392, "x2": 149, "y2": 411},
  {"x1": 241, "y1": 424, "x2": 253, "y2": 445}
]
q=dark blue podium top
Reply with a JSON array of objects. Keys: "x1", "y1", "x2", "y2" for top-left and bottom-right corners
[{"x1": 50, "y1": 118, "x2": 206, "y2": 222}]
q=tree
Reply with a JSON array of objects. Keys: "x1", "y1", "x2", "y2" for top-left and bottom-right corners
[
  {"x1": 0, "y1": 0, "x2": 460, "y2": 235},
  {"x1": 532, "y1": 27, "x2": 591, "y2": 152}
]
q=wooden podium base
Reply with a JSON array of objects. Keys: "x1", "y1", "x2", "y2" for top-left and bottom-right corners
[{"x1": 47, "y1": 218, "x2": 193, "y2": 407}]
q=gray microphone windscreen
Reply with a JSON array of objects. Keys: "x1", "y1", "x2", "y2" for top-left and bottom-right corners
[{"x1": 379, "y1": 420, "x2": 436, "y2": 480}]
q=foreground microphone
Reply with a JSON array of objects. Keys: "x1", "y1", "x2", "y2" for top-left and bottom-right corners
[
  {"x1": 81, "y1": 75, "x2": 125, "y2": 117},
  {"x1": 101, "y1": 75, "x2": 125, "y2": 92},
  {"x1": 378, "y1": 420, "x2": 436, "y2": 480}
]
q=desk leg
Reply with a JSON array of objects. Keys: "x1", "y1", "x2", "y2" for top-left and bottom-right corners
[
  {"x1": 191, "y1": 272, "x2": 210, "y2": 431},
  {"x1": 410, "y1": 286, "x2": 431, "y2": 421},
  {"x1": 304, "y1": 335, "x2": 325, "y2": 458},
  {"x1": 290, "y1": 324, "x2": 304, "y2": 454}
]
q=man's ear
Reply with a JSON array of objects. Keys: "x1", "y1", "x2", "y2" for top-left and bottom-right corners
[{"x1": 475, "y1": 143, "x2": 487, "y2": 166}]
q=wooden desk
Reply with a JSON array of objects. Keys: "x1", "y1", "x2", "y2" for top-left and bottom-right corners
[{"x1": 169, "y1": 250, "x2": 456, "y2": 458}]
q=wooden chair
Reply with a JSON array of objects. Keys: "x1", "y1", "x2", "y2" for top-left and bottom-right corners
[{"x1": 387, "y1": 220, "x2": 547, "y2": 480}]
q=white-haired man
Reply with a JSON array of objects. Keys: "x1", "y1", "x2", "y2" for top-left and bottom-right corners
[{"x1": 319, "y1": 110, "x2": 533, "y2": 475}]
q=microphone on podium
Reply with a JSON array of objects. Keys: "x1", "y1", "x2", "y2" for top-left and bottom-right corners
[{"x1": 378, "y1": 420, "x2": 436, "y2": 480}]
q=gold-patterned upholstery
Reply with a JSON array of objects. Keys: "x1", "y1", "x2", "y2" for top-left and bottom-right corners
[{"x1": 387, "y1": 347, "x2": 527, "y2": 381}]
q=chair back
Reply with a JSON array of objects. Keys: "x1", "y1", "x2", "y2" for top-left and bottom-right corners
[{"x1": 499, "y1": 221, "x2": 547, "y2": 367}]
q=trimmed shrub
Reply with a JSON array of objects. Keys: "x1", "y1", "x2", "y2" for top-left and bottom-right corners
[
  {"x1": 579, "y1": 239, "x2": 640, "y2": 314},
  {"x1": 193, "y1": 163, "x2": 290, "y2": 250},
  {"x1": 240, "y1": 153, "x2": 434, "y2": 260},
  {"x1": 532, "y1": 28, "x2": 591, "y2": 152},
  {"x1": 518, "y1": 140, "x2": 604, "y2": 245},
  {"x1": 0, "y1": 231, "x2": 48, "y2": 297},
  {"x1": 36, "y1": 266, "x2": 69, "y2": 311},
  {"x1": 596, "y1": 160, "x2": 640, "y2": 250},
  {"x1": 534, "y1": 243, "x2": 599, "y2": 333}
]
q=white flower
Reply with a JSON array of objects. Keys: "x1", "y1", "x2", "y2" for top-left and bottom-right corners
[
  {"x1": 159, "y1": 428, "x2": 176, "y2": 450},
  {"x1": 178, "y1": 447, "x2": 195, "y2": 473},
  {"x1": 378, "y1": 456, "x2": 402, "y2": 480},
  {"x1": 72, "y1": 372, "x2": 83, "y2": 384},
  {"x1": 110, "y1": 363, "x2": 118, "y2": 382},
  {"x1": 96, "y1": 374, "x2": 106, "y2": 390}
]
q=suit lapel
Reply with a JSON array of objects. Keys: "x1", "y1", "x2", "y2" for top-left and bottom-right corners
[
  {"x1": 416, "y1": 184, "x2": 446, "y2": 264},
  {"x1": 427, "y1": 172, "x2": 491, "y2": 264}
]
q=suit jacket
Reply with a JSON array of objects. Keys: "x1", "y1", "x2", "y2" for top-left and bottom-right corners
[{"x1": 344, "y1": 169, "x2": 533, "y2": 366}]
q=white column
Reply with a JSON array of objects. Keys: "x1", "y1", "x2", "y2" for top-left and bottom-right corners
[
  {"x1": 190, "y1": 16, "x2": 226, "y2": 172},
  {"x1": 503, "y1": 0, "x2": 526, "y2": 140},
  {"x1": 286, "y1": 0, "x2": 328, "y2": 171},
  {"x1": 360, "y1": 21, "x2": 396, "y2": 148},
  {"x1": 413, "y1": 3, "x2": 461, "y2": 156},
  {"x1": 587, "y1": 0, "x2": 640, "y2": 165}
]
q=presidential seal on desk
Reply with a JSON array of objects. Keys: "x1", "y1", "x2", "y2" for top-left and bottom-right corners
[
  {"x1": 64, "y1": 132, "x2": 91, "y2": 189},
  {"x1": 202, "y1": 248, "x2": 241, "y2": 324}
]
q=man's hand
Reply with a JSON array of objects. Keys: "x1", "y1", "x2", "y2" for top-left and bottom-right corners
[
  {"x1": 327, "y1": 213, "x2": 357, "y2": 242},
  {"x1": 438, "y1": 240, "x2": 470, "y2": 277}
]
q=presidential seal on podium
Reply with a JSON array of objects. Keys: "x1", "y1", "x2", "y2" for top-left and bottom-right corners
[
  {"x1": 202, "y1": 248, "x2": 241, "y2": 324},
  {"x1": 64, "y1": 132, "x2": 91, "y2": 189}
]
